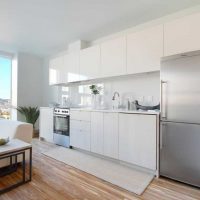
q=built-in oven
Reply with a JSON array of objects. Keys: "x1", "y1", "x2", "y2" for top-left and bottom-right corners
[{"x1": 53, "y1": 107, "x2": 70, "y2": 148}]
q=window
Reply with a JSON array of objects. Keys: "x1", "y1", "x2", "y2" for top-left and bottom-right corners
[
  {"x1": 78, "y1": 84, "x2": 104, "y2": 106},
  {"x1": 0, "y1": 56, "x2": 12, "y2": 119},
  {"x1": 59, "y1": 84, "x2": 104, "y2": 107}
]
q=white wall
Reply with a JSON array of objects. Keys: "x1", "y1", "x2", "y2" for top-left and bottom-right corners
[
  {"x1": 42, "y1": 58, "x2": 59, "y2": 106},
  {"x1": 58, "y1": 72, "x2": 160, "y2": 109},
  {"x1": 17, "y1": 53, "x2": 43, "y2": 107},
  {"x1": 103, "y1": 72, "x2": 160, "y2": 108},
  {"x1": 91, "y1": 5, "x2": 200, "y2": 45},
  {"x1": 17, "y1": 53, "x2": 43, "y2": 125}
]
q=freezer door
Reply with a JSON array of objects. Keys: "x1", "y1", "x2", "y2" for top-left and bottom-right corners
[
  {"x1": 160, "y1": 121, "x2": 200, "y2": 187},
  {"x1": 161, "y1": 54, "x2": 200, "y2": 123}
]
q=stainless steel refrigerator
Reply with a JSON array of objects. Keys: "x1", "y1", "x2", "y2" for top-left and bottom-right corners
[{"x1": 160, "y1": 51, "x2": 200, "y2": 187}]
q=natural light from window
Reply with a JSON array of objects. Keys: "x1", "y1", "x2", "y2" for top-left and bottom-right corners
[{"x1": 0, "y1": 56, "x2": 12, "y2": 119}]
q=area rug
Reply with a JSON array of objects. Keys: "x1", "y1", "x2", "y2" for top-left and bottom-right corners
[{"x1": 43, "y1": 146, "x2": 154, "y2": 195}]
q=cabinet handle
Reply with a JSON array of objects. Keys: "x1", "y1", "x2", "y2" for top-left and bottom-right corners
[{"x1": 161, "y1": 80, "x2": 167, "y2": 120}]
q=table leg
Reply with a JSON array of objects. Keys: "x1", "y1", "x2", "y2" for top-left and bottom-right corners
[{"x1": 0, "y1": 150, "x2": 30, "y2": 195}]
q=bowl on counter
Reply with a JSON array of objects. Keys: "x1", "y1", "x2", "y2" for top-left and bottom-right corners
[
  {"x1": 134, "y1": 100, "x2": 160, "y2": 111},
  {"x1": 0, "y1": 137, "x2": 9, "y2": 146}
]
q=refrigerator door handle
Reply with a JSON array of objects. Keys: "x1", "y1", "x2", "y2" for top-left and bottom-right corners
[
  {"x1": 161, "y1": 80, "x2": 167, "y2": 120},
  {"x1": 160, "y1": 122, "x2": 166, "y2": 149}
]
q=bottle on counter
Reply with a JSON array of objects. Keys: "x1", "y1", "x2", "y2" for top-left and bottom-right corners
[
  {"x1": 130, "y1": 101, "x2": 137, "y2": 110},
  {"x1": 125, "y1": 98, "x2": 131, "y2": 110}
]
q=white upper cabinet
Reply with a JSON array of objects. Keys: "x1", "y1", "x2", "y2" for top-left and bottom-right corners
[
  {"x1": 49, "y1": 56, "x2": 64, "y2": 85},
  {"x1": 164, "y1": 13, "x2": 200, "y2": 56},
  {"x1": 127, "y1": 25, "x2": 163, "y2": 74},
  {"x1": 100, "y1": 36, "x2": 126, "y2": 77},
  {"x1": 49, "y1": 12, "x2": 200, "y2": 84},
  {"x1": 63, "y1": 52, "x2": 80, "y2": 82},
  {"x1": 49, "y1": 52, "x2": 80, "y2": 85},
  {"x1": 79, "y1": 45, "x2": 100, "y2": 81}
]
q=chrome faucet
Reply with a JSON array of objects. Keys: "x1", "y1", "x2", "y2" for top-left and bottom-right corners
[
  {"x1": 112, "y1": 92, "x2": 120, "y2": 101},
  {"x1": 112, "y1": 92, "x2": 120, "y2": 109}
]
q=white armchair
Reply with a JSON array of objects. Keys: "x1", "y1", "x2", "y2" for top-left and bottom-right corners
[
  {"x1": 0, "y1": 119, "x2": 33, "y2": 143},
  {"x1": 0, "y1": 119, "x2": 33, "y2": 168}
]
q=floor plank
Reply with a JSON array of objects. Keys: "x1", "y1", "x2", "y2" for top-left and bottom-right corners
[{"x1": 0, "y1": 139, "x2": 200, "y2": 200}]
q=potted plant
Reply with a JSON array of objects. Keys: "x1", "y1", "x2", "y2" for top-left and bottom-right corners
[
  {"x1": 17, "y1": 106, "x2": 40, "y2": 138},
  {"x1": 89, "y1": 85, "x2": 102, "y2": 108}
]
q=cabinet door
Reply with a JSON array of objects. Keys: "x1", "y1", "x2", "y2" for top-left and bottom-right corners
[
  {"x1": 103, "y1": 113, "x2": 118, "y2": 159},
  {"x1": 39, "y1": 108, "x2": 53, "y2": 142},
  {"x1": 70, "y1": 120, "x2": 91, "y2": 151},
  {"x1": 164, "y1": 13, "x2": 200, "y2": 56},
  {"x1": 127, "y1": 25, "x2": 163, "y2": 74},
  {"x1": 49, "y1": 56, "x2": 64, "y2": 85},
  {"x1": 119, "y1": 113, "x2": 157, "y2": 170},
  {"x1": 70, "y1": 120, "x2": 80, "y2": 148},
  {"x1": 64, "y1": 52, "x2": 80, "y2": 82},
  {"x1": 80, "y1": 121, "x2": 91, "y2": 151},
  {"x1": 79, "y1": 45, "x2": 100, "y2": 81},
  {"x1": 91, "y1": 112, "x2": 104, "y2": 155},
  {"x1": 100, "y1": 37, "x2": 126, "y2": 77}
]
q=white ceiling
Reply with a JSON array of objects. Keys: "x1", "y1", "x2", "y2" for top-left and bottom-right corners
[{"x1": 1, "y1": 0, "x2": 200, "y2": 57}]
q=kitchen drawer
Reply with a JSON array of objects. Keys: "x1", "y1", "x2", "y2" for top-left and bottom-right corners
[
  {"x1": 70, "y1": 110, "x2": 91, "y2": 121},
  {"x1": 80, "y1": 121, "x2": 90, "y2": 132},
  {"x1": 70, "y1": 120, "x2": 80, "y2": 131},
  {"x1": 70, "y1": 120, "x2": 90, "y2": 132}
]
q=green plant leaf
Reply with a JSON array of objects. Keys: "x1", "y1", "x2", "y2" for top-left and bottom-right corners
[{"x1": 16, "y1": 106, "x2": 40, "y2": 128}]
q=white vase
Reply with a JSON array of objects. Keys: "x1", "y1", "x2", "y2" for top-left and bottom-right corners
[{"x1": 92, "y1": 94, "x2": 99, "y2": 109}]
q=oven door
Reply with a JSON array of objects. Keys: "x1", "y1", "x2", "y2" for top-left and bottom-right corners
[
  {"x1": 54, "y1": 115, "x2": 69, "y2": 136},
  {"x1": 53, "y1": 114, "x2": 70, "y2": 147}
]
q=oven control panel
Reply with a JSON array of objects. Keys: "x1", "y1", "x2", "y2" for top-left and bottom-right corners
[{"x1": 54, "y1": 108, "x2": 70, "y2": 115}]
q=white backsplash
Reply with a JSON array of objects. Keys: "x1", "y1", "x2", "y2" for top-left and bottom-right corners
[{"x1": 58, "y1": 72, "x2": 160, "y2": 109}]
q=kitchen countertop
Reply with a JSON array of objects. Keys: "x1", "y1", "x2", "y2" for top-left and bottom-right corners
[{"x1": 70, "y1": 107, "x2": 160, "y2": 115}]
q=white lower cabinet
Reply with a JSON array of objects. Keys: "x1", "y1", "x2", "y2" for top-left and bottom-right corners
[
  {"x1": 103, "y1": 113, "x2": 119, "y2": 159},
  {"x1": 39, "y1": 107, "x2": 53, "y2": 143},
  {"x1": 70, "y1": 110, "x2": 157, "y2": 171},
  {"x1": 119, "y1": 113, "x2": 157, "y2": 170},
  {"x1": 70, "y1": 119, "x2": 91, "y2": 151},
  {"x1": 91, "y1": 112, "x2": 104, "y2": 155},
  {"x1": 70, "y1": 110, "x2": 91, "y2": 121}
]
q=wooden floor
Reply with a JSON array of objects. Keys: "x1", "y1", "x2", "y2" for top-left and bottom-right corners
[{"x1": 1, "y1": 139, "x2": 200, "y2": 200}]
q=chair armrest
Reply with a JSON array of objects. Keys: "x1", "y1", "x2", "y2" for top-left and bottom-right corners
[{"x1": 14, "y1": 123, "x2": 33, "y2": 143}]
